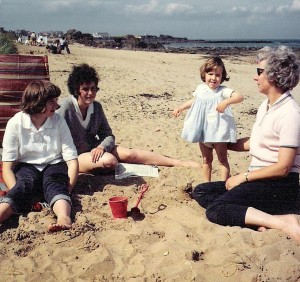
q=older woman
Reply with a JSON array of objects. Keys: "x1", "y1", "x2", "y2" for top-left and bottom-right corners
[{"x1": 193, "y1": 46, "x2": 300, "y2": 243}]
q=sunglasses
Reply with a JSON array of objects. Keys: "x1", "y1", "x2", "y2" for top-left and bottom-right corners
[
  {"x1": 257, "y1": 68, "x2": 264, "y2": 76},
  {"x1": 81, "y1": 87, "x2": 100, "y2": 93}
]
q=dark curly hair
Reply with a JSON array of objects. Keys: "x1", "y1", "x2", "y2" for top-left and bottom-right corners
[
  {"x1": 21, "y1": 80, "x2": 61, "y2": 115},
  {"x1": 200, "y1": 56, "x2": 229, "y2": 83},
  {"x1": 67, "y1": 64, "x2": 100, "y2": 98}
]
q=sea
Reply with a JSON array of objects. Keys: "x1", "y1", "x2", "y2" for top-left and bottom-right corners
[{"x1": 163, "y1": 39, "x2": 300, "y2": 51}]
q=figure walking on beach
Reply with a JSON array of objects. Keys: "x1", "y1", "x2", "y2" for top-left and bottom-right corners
[
  {"x1": 173, "y1": 56, "x2": 244, "y2": 181},
  {"x1": 193, "y1": 46, "x2": 300, "y2": 244},
  {"x1": 0, "y1": 81, "x2": 79, "y2": 232},
  {"x1": 57, "y1": 64, "x2": 200, "y2": 173}
]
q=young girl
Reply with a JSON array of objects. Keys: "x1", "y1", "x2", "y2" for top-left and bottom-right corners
[
  {"x1": 173, "y1": 56, "x2": 244, "y2": 181},
  {"x1": 0, "y1": 81, "x2": 78, "y2": 232}
]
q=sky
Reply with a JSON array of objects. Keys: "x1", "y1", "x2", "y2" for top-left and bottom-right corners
[{"x1": 0, "y1": 0, "x2": 300, "y2": 40}]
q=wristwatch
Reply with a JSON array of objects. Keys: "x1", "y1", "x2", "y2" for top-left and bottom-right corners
[{"x1": 244, "y1": 172, "x2": 249, "y2": 182}]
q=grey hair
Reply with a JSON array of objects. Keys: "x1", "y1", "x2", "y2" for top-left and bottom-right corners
[
  {"x1": 256, "y1": 46, "x2": 273, "y2": 63},
  {"x1": 257, "y1": 46, "x2": 300, "y2": 92}
]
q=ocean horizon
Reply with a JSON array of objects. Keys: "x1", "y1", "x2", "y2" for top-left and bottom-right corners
[{"x1": 163, "y1": 39, "x2": 300, "y2": 50}]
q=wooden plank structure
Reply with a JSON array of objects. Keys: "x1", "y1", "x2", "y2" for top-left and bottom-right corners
[{"x1": 0, "y1": 54, "x2": 49, "y2": 193}]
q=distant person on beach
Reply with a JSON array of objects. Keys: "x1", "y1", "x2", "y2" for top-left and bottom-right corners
[
  {"x1": 37, "y1": 36, "x2": 45, "y2": 46},
  {"x1": 0, "y1": 81, "x2": 79, "y2": 232},
  {"x1": 193, "y1": 46, "x2": 300, "y2": 243},
  {"x1": 59, "y1": 37, "x2": 70, "y2": 54},
  {"x1": 172, "y1": 56, "x2": 244, "y2": 181},
  {"x1": 46, "y1": 39, "x2": 61, "y2": 54},
  {"x1": 24, "y1": 36, "x2": 30, "y2": 45},
  {"x1": 30, "y1": 32, "x2": 37, "y2": 46},
  {"x1": 57, "y1": 64, "x2": 200, "y2": 173}
]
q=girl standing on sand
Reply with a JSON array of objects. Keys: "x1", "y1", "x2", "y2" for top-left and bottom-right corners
[
  {"x1": 173, "y1": 56, "x2": 243, "y2": 181},
  {"x1": 0, "y1": 81, "x2": 78, "y2": 232}
]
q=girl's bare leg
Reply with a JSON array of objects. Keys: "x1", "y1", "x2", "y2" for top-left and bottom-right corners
[
  {"x1": 199, "y1": 143, "x2": 213, "y2": 182},
  {"x1": 78, "y1": 152, "x2": 118, "y2": 173},
  {"x1": 48, "y1": 199, "x2": 72, "y2": 232},
  {"x1": 214, "y1": 143, "x2": 230, "y2": 181},
  {"x1": 245, "y1": 207, "x2": 300, "y2": 244},
  {"x1": 112, "y1": 146, "x2": 200, "y2": 168}
]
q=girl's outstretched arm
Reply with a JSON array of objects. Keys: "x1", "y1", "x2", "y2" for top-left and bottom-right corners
[
  {"x1": 172, "y1": 99, "x2": 194, "y2": 117},
  {"x1": 216, "y1": 91, "x2": 244, "y2": 113},
  {"x1": 228, "y1": 91, "x2": 244, "y2": 104}
]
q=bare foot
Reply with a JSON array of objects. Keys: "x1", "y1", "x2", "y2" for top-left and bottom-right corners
[
  {"x1": 48, "y1": 216, "x2": 72, "y2": 233},
  {"x1": 258, "y1": 226, "x2": 267, "y2": 232},
  {"x1": 276, "y1": 214, "x2": 300, "y2": 244}
]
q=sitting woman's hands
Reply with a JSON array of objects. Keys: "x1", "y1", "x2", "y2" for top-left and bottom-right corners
[
  {"x1": 90, "y1": 146, "x2": 106, "y2": 163},
  {"x1": 225, "y1": 173, "x2": 246, "y2": 190}
]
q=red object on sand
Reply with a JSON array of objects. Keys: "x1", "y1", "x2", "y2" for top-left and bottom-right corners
[
  {"x1": 130, "y1": 183, "x2": 149, "y2": 214},
  {"x1": 109, "y1": 196, "x2": 128, "y2": 218}
]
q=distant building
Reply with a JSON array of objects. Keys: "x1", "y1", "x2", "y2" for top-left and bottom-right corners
[
  {"x1": 93, "y1": 32, "x2": 110, "y2": 39},
  {"x1": 39, "y1": 31, "x2": 64, "y2": 38}
]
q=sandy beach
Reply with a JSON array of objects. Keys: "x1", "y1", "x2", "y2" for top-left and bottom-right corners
[{"x1": 1, "y1": 44, "x2": 300, "y2": 281}]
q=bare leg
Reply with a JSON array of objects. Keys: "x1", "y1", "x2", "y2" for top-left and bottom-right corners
[
  {"x1": 214, "y1": 143, "x2": 230, "y2": 181},
  {"x1": 245, "y1": 207, "x2": 300, "y2": 244},
  {"x1": 48, "y1": 199, "x2": 72, "y2": 232},
  {"x1": 199, "y1": 143, "x2": 213, "y2": 182},
  {"x1": 78, "y1": 152, "x2": 118, "y2": 173},
  {"x1": 0, "y1": 203, "x2": 13, "y2": 223},
  {"x1": 112, "y1": 146, "x2": 200, "y2": 168}
]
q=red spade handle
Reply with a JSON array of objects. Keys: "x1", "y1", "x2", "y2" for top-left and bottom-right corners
[{"x1": 135, "y1": 184, "x2": 149, "y2": 208}]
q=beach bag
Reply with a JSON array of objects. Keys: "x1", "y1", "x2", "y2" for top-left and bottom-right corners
[{"x1": 0, "y1": 54, "x2": 49, "y2": 192}]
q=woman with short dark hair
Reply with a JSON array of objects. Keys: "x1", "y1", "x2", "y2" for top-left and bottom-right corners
[{"x1": 58, "y1": 64, "x2": 200, "y2": 173}]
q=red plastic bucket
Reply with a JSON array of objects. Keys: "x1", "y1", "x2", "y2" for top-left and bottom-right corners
[{"x1": 109, "y1": 196, "x2": 128, "y2": 219}]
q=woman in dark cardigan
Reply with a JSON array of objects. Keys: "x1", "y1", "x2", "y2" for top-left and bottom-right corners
[{"x1": 57, "y1": 64, "x2": 200, "y2": 173}]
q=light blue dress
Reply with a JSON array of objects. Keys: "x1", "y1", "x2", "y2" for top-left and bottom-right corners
[{"x1": 181, "y1": 84, "x2": 237, "y2": 144}]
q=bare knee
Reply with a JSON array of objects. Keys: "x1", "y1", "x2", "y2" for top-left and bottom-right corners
[
  {"x1": 121, "y1": 148, "x2": 138, "y2": 163},
  {"x1": 202, "y1": 155, "x2": 213, "y2": 165},
  {"x1": 78, "y1": 152, "x2": 118, "y2": 172},
  {"x1": 101, "y1": 153, "x2": 118, "y2": 169},
  {"x1": 217, "y1": 156, "x2": 229, "y2": 167}
]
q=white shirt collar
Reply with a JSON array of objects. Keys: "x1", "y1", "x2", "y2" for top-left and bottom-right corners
[
  {"x1": 70, "y1": 95, "x2": 94, "y2": 119},
  {"x1": 70, "y1": 96, "x2": 94, "y2": 129},
  {"x1": 22, "y1": 112, "x2": 54, "y2": 131}
]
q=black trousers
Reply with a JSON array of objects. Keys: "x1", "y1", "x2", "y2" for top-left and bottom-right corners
[
  {"x1": 3, "y1": 162, "x2": 70, "y2": 213},
  {"x1": 192, "y1": 173, "x2": 299, "y2": 227}
]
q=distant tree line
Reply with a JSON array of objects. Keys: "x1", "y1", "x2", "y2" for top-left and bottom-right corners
[{"x1": 0, "y1": 27, "x2": 169, "y2": 52}]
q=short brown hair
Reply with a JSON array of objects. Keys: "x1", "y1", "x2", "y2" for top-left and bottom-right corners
[
  {"x1": 21, "y1": 80, "x2": 61, "y2": 114},
  {"x1": 200, "y1": 56, "x2": 229, "y2": 83}
]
